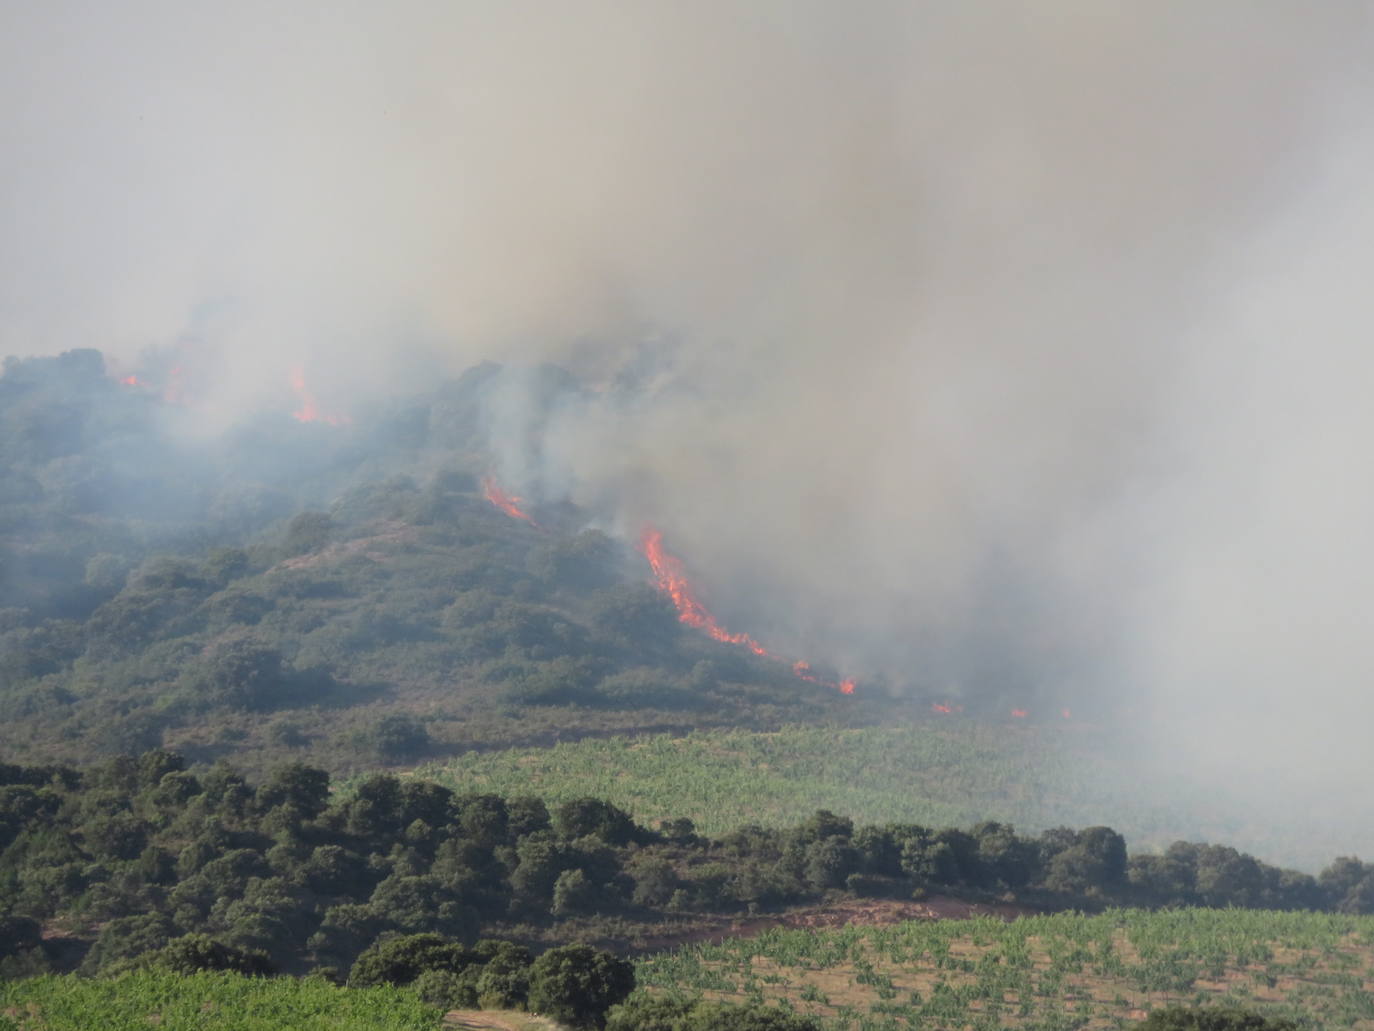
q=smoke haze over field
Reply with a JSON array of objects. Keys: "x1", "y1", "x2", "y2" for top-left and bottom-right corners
[{"x1": 4, "y1": 4, "x2": 1374, "y2": 852}]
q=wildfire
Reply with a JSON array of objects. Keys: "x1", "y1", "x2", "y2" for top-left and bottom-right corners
[
  {"x1": 481, "y1": 478, "x2": 538, "y2": 526},
  {"x1": 119, "y1": 374, "x2": 139, "y2": 387},
  {"x1": 640, "y1": 528, "x2": 768, "y2": 656},
  {"x1": 932, "y1": 702, "x2": 953, "y2": 714},
  {"x1": 1011, "y1": 708, "x2": 1028, "y2": 718},
  {"x1": 289, "y1": 365, "x2": 350, "y2": 426},
  {"x1": 639, "y1": 527, "x2": 855, "y2": 695}
]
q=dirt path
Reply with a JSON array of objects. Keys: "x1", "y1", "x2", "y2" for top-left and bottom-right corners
[{"x1": 443, "y1": 1011, "x2": 562, "y2": 1031}]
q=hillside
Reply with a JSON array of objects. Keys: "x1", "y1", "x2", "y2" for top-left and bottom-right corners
[
  {"x1": 412, "y1": 724, "x2": 1340, "y2": 871},
  {"x1": 0, "y1": 350, "x2": 854, "y2": 775}
]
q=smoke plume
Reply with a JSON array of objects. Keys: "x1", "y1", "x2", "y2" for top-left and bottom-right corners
[{"x1": 4, "y1": 3, "x2": 1373, "y2": 855}]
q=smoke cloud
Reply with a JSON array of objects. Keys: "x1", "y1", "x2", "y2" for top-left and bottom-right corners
[{"x1": 4, "y1": 3, "x2": 1373, "y2": 856}]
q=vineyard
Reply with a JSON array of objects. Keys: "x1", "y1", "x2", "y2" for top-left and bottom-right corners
[
  {"x1": 415, "y1": 724, "x2": 1330, "y2": 868},
  {"x1": 0, "y1": 971, "x2": 442, "y2": 1031},
  {"x1": 632, "y1": 908, "x2": 1374, "y2": 1030}
]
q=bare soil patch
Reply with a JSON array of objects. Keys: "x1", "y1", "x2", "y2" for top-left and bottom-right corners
[
  {"x1": 631, "y1": 895, "x2": 1033, "y2": 952},
  {"x1": 443, "y1": 1011, "x2": 562, "y2": 1031}
]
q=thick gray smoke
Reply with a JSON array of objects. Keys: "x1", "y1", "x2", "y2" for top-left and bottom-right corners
[{"x1": 4, "y1": 4, "x2": 1373, "y2": 855}]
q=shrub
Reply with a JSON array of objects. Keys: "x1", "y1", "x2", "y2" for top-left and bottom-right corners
[
  {"x1": 348, "y1": 933, "x2": 472, "y2": 988},
  {"x1": 527, "y1": 944, "x2": 634, "y2": 1029},
  {"x1": 146, "y1": 933, "x2": 275, "y2": 976}
]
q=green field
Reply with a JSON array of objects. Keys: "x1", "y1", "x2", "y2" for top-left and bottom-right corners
[
  {"x1": 633, "y1": 909, "x2": 1374, "y2": 1030},
  {"x1": 414, "y1": 723, "x2": 1331, "y2": 868},
  {"x1": 0, "y1": 971, "x2": 442, "y2": 1031}
]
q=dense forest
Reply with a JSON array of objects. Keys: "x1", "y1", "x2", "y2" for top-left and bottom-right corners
[{"x1": 2, "y1": 751, "x2": 1372, "y2": 986}]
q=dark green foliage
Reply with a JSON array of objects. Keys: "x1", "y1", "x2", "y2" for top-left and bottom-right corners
[
  {"x1": 368, "y1": 873, "x2": 478, "y2": 938},
  {"x1": 554, "y1": 798, "x2": 640, "y2": 846},
  {"x1": 145, "y1": 933, "x2": 275, "y2": 976},
  {"x1": 364, "y1": 714, "x2": 431, "y2": 760},
  {"x1": 472, "y1": 940, "x2": 533, "y2": 1009},
  {"x1": 348, "y1": 933, "x2": 472, "y2": 987},
  {"x1": 628, "y1": 856, "x2": 680, "y2": 907},
  {"x1": 1318, "y1": 855, "x2": 1374, "y2": 913},
  {"x1": 0, "y1": 749, "x2": 1361, "y2": 987},
  {"x1": 552, "y1": 868, "x2": 597, "y2": 916},
  {"x1": 177, "y1": 635, "x2": 291, "y2": 711},
  {"x1": 802, "y1": 836, "x2": 860, "y2": 890},
  {"x1": 527, "y1": 944, "x2": 635, "y2": 1029},
  {"x1": 1138, "y1": 1006, "x2": 1300, "y2": 1031},
  {"x1": 411, "y1": 967, "x2": 477, "y2": 1009},
  {"x1": 255, "y1": 762, "x2": 331, "y2": 818},
  {"x1": 0, "y1": 915, "x2": 41, "y2": 959}
]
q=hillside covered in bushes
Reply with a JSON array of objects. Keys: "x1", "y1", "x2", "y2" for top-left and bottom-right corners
[{"x1": 0, "y1": 349, "x2": 863, "y2": 775}]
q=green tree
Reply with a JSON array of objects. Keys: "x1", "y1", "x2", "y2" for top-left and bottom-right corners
[
  {"x1": 367, "y1": 714, "x2": 431, "y2": 760},
  {"x1": 473, "y1": 940, "x2": 533, "y2": 1010},
  {"x1": 146, "y1": 933, "x2": 274, "y2": 975},
  {"x1": 255, "y1": 762, "x2": 331, "y2": 818},
  {"x1": 348, "y1": 932, "x2": 473, "y2": 987},
  {"x1": 527, "y1": 944, "x2": 635, "y2": 1029},
  {"x1": 180, "y1": 634, "x2": 288, "y2": 711},
  {"x1": 552, "y1": 868, "x2": 597, "y2": 917},
  {"x1": 802, "y1": 836, "x2": 859, "y2": 891},
  {"x1": 553, "y1": 798, "x2": 639, "y2": 845}
]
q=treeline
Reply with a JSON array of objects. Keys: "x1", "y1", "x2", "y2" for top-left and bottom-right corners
[{"x1": 2, "y1": 751, "x2": 1372, "y2": 984}]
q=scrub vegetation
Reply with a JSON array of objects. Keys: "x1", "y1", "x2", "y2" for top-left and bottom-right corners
[{"x1": 631, "y1": 910, "x2": 1374, "y2": 1030}]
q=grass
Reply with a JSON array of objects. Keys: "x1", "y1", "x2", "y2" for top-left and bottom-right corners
[
  {"x1": 0, "y1": 971, "x2": 443, "y2": 1031},
  {"x1": 633, "y1": 908, "x2": 1374, "y2": 1030},
  {"x1": 413, "y1": 722, "x2": 1338, "y2": 868}
]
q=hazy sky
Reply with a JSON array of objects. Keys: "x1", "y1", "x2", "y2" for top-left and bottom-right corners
[{"x1": 5, "y1": 2, "x2": 1374, "y2": 854}]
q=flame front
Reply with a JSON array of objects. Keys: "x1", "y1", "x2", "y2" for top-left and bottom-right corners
[
  {"x1": 482, "y1": 478, "x2": 538, "y2": 526},
  {"x1": 640, "y1": 527, "x2": 854, "y2": 694},
  {"x1": 640, "y1": 528, "x2": 768, "y2": 655},
  {"x1": 290, "y1": 365, "x2": 350, "y2": 426}
]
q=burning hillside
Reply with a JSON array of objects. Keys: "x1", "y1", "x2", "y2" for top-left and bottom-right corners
[{"x1": 641, "y1": 527, "x2": 855, "y2": 695}]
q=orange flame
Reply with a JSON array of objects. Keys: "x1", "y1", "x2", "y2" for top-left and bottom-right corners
[
  {"x1": 1011, "y1": 708, "x2": 1028, "y2": 718},
  {"x1": 119, "y1": 374, "x2": 139, "y2": 387},
  {"x1": 481, "y1": 477, "x2": 538, "y2": 526},
  {"x1": 932, "y1": 702, "x2": 953, "y2": 714},
  {"x1": 289, "y1": 365, "x2": 350, "y2": 426},
  {"x1": 640, "y1": 527, "x2": 854, "y2": 694},
  {"x1": 640, "y1": 529, "x2": 768, "y2": 655}
]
